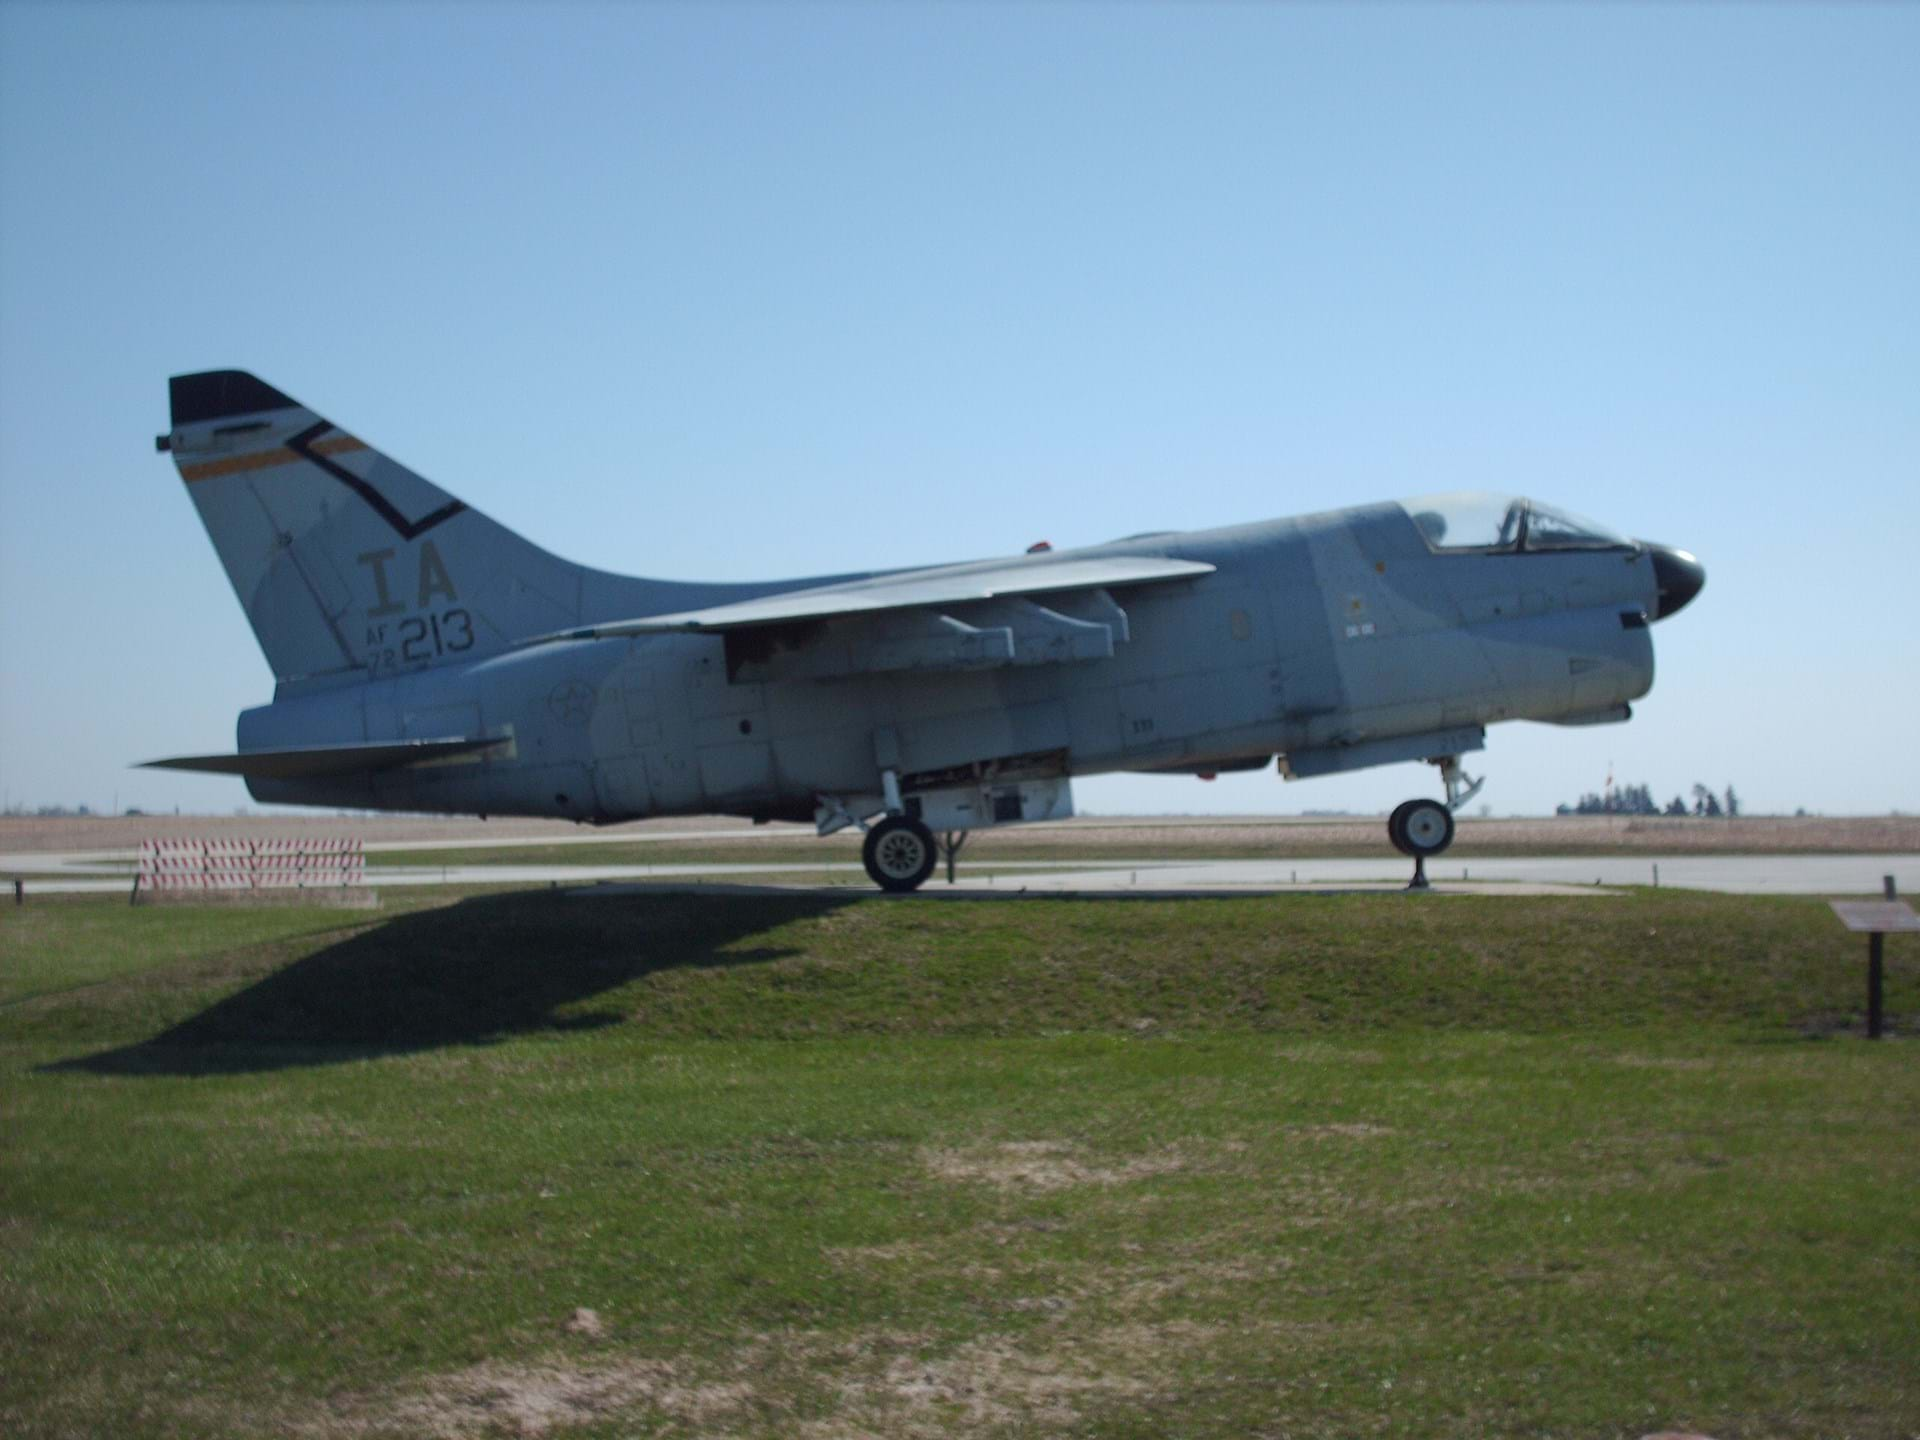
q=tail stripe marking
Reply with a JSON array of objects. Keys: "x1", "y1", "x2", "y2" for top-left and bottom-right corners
[
  {"x1": 284, "y1": 421, "x2": 468, "y2": 540},
  {"x1": 179, "y1": 434, "x2": 366, "y2": 482}
]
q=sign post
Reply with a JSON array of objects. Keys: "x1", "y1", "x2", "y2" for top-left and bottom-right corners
[{"x1": 1829, "y1": 877, "x2": 1916, "y2": 1040}]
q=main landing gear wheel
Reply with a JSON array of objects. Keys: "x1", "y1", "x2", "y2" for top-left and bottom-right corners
[{"x1": 862, "y1": 815, "x2": 938, "y2": 893}]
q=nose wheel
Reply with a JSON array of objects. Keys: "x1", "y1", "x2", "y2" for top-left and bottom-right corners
[
  {"x1": 1388, "y1": 798, "x2": 1455, "y2": 857},
  {"x1": 862, "y1": 815, "x2": 938, "y2": 893},
  {"x1": 1387, "y1": 796, "x2": 1457, "y2": 892}
]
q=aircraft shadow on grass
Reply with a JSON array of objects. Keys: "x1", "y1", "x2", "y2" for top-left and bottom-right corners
[{"x1": 56, "y1": 886, "x2": 862, "y2": 1078}]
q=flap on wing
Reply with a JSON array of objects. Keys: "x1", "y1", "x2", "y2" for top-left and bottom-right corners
[
  {"x1": 139, "y1": 737, "x2": 500, "y2": 780},
  {"x1": 539, "y1": 554, "x2": 1216, "y2": 641}
]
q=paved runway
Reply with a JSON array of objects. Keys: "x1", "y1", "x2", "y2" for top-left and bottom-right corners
[{"x1": 6, "y1": 846, "x2": 1915, "y2": 897}]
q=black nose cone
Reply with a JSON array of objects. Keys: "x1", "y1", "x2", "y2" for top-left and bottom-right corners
[{"x1": 1646, "y1": 544, "x2": 1705, "y2": 620}]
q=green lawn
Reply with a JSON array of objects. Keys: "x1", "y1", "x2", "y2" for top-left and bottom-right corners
[{"x1": 3, "y1": 889, "x2": 1916, "y2": 1438}]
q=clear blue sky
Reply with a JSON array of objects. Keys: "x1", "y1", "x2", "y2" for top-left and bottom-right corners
[{"x1": 2, "y1": 2, "x2": 1914, "y2": 818}]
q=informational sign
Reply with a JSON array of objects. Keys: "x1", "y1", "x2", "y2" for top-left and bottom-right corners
[{"x1": 1829, "y1": 900, "x2": 1920, "y2": 934}]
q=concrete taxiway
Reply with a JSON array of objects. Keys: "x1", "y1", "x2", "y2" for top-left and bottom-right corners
[
  {"x1": 5, "y1": 847, "x2": 1915, "y2": 897},
  {"x1": 564, "y1": 852, "x2": 1916, "y2": 897}
]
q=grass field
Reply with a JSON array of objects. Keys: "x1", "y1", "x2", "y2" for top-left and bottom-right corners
[{"x1": 3, "y1": 887, "x2": 1917, "y2": 1438}]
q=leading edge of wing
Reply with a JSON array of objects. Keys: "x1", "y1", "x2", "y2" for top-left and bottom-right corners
[
  {"x1": 537, "y1": 554, "x2": 1218, "y2": 641},
  {"x1": 138, "y1": 737, "x2": 502, "y2": 780}
]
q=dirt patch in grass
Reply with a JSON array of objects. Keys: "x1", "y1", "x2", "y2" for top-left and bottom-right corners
[
  {"x1": 1281, "y1": 1121, "x2": 1396, "y2": 1140},
  {"x1": 1270, "y1": 1041, "x2": 1387, "y2": 1064},
  {"x1": 924, "y1": 1139, "x2": 1187, "y2": 1192},
  {"x1": 310, "y1": 1356, "x2": 753, "y2": 1438},
  {"x1": 304, "y1": 1323, "x2": 1197, "y2": 1439},
  {"x1": 807, "y1": 1328, "x2": 1168, "y2": 1437},
  {"x1": 863, "y1": 1332, "x2": 1152, "y2": 1428}
]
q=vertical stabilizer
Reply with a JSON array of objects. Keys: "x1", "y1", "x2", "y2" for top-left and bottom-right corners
[{"x1": 163, "y1": 371, "x2": 636, "y2": 687}]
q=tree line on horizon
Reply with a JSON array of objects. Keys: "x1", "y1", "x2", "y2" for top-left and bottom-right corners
[{"x1": 1557, "y1": 783, "x2": 1741, "y2": 818}]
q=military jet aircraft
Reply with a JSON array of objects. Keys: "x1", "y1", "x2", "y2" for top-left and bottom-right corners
[{"x1": 147, "y1": 370, "x2": 1704, "y2": 892}]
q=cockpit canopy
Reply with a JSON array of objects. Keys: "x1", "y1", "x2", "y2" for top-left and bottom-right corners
[{"x1": 1401, "y1": 492, "x2": 1633, "y2": 553}]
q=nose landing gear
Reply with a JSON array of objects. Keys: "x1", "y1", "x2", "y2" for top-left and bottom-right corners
[
  {"x1": 1388, "y1": 755, "x2": 1482, "y2": 891},
  {"x1": 1388, "y1": 798, "x2": 1454, "y2": 889}
]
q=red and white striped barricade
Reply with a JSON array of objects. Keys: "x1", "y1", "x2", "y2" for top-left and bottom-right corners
[{"x1": 136, "y1": 838, "x2": 366, "y2": 893}]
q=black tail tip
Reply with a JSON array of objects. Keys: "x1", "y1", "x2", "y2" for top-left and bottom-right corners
[{"x1": 169, "y1": 370, "x2": 299, "y2": 427}]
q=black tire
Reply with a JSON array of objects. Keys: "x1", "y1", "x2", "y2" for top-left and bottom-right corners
[
  {"x1": 862, "y1": 816, "x2": 937, "y2": 893},
  {"x1": 1398, "y1": 798, "x2": 1455, "y2": 857},
  {"x1": 1386, "y1": 799, "x2": 1420, "y2": 856}
]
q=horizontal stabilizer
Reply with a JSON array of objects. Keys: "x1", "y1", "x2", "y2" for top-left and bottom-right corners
[
  {"x1": 139, "y1": 737, "x2": 500, "y2": 780},
  {"x1": 536, "y1": 554, "x2": 1216, "y2": 642}
]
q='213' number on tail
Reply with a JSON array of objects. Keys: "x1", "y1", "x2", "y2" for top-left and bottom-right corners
[{"x1": 367, "y1": 608, "x2": 474, "y2": 672}]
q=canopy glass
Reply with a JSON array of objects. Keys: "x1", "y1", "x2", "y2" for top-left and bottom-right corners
[{"x1": 1401, "y1": 492, "x2": 1631, "y2": 553}]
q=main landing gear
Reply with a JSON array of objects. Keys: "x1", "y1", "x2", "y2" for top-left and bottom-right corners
[
  {"x1": 1388, "y1": 755, "x2": 1483, "y2": 891},
  {"x1": 819, "y1": 774, "x2": 944, "y2": 893},
  {"x1": 862, "y1": 814, "x2": 938, "y2": 893}
]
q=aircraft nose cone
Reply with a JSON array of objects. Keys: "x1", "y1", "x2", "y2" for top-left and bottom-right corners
[{"x1": 1645, "y1": 543, "x2": 1705, "y2": 620}]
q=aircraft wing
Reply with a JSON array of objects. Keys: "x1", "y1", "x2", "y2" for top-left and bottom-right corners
[
  {"x1": 139, "y1": 737, "x2": 501, "y2": 779},
  {"x1": 542, "y1": 554, "x2": 1216, "y2": 640},
  {"x1": 530, "y1": 552, "x2": 1216, "y2": 682}
]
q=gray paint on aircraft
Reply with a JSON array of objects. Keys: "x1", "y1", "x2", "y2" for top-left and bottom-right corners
[{"x1": 149, "y1": 371, "x2": 1703, "y2": 876}]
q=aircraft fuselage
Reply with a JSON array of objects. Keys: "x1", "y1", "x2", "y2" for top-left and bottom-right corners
[{"x1": 235, "y1": 502, "x2": 1659, "y2": 824}]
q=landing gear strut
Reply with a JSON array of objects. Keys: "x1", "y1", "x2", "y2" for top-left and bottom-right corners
[
  {"x1": 1386, "y1": 754, "x2": 1481, "y2": 891},
  {"x1": 862, "y1": 814, "x2": 938, "y2": 893},
  {"x1": 1437, "y1": 755, "x2": 1484, "y2": 813},
  {"x1": 936, "y1": 830, "x2": 968, "y2": 886}
]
